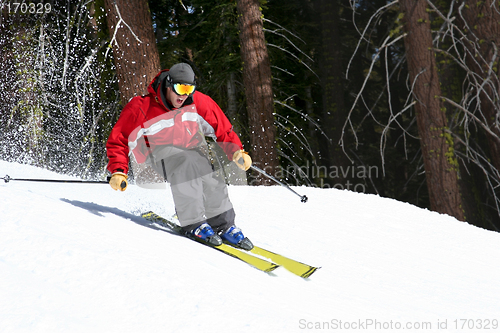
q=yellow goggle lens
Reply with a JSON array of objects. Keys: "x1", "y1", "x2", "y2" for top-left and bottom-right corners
[{"x1": 173, "y1": 83, "x2": 196, "y2": 96}]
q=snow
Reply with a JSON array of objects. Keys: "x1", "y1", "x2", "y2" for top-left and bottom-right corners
[{"x1": 1, "y1": 160, "x2": 500, "y2": 333}]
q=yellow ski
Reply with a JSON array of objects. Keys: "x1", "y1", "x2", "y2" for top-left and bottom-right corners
[
  {"x1": 250, "y1": 246, "x2": 319, "y2": 278},
  {"x1": 141, "y1": 212, "x2": 278, "y2": 273},
  {"x1": 214, "y1": 243, "x2": 279, "y2": 273}
]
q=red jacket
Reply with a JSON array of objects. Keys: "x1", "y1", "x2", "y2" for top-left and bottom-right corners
[{"x1": 106, "y1": 69, "x2": 243, "y2": 174}]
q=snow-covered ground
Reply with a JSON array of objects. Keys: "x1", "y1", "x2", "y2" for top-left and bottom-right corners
[{"x1": 1, "y1": 160, "x2": 499, "y2": 333}]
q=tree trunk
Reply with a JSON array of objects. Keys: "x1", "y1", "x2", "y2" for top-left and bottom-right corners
[
  {"x1": 8, "y1": 15, "x2": 44, "y2": 162},
  {"x1": 399, "y1": 0, "x2": 465, "y2": 221},
  {"x1": 304, "y1": 85, "x2": 319, "y2": 164},
  {"x1": 236, "y1": 0, "x2": 278, "y2": 185},
  {"x1": 226, "y1": 72, "x2": 240, "y2": 135},
  {"x1": 318, "y1": 0, "x2": 351, "y2": 188},
  {"x1": 103, "y1": 0, "x2": 161, "y2": 106}
]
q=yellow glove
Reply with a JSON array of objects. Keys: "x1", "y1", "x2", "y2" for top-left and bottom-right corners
[
  {"x1": 109, "y1": 172, "x2": 128, "y2": 191},
  {"x1": 233, "y1": 150, "x2": 252, "y2": 171}
]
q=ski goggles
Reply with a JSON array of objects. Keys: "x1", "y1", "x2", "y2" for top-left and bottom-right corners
[{"x1": 172, "y1": 83, "x2": 196, "y2": 96}]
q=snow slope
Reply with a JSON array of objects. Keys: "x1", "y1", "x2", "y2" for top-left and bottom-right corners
[{"x1": 1, "y1": 160, "x2": 499, "y2": 333}]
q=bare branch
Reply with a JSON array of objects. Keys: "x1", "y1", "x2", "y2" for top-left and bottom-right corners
[
  {"x1": 346, "y1": 0, "x2": 399, "y2": 79},
  {"x1": 341, "y1": 32, "x2": 406, "y2": 158},
  {"x1": 104, "y1": 3, "x2": 143, "y2": 59},
  {"x1": 266, "y1": 43, "x2": 319, "y2": 79},
  {"x1": 273, "y1": 99, "x2": 329, "y2": 140}
]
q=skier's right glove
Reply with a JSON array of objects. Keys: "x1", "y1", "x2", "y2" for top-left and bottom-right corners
[
  {"x1": 233, "y1": 150, "x2": 252, "y2": 171},
  {"x1": 109, "y1": 172, "x2": 128, "y2": 191}
]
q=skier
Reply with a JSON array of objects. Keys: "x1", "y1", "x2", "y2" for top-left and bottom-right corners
[{"x1": 106, "y1": 63, "x2": 253, "y2": 250}]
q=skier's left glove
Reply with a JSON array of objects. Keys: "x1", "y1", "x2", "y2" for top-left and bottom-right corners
[
  {"x1": 109, "y1": 172, "x2": 128, "y2": 191},
  {"x1": 233, "y1": 150, "x2": 252, "y2": 171}
]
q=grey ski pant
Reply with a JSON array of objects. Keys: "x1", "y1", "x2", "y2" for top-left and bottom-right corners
[{"x1": 151, "y1": 146, "x2": 235, "y2": 233}]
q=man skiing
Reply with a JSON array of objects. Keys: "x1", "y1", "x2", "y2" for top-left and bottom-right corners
[{"x1": 106, "y1": 63, "x2": 253, "y2": 250}]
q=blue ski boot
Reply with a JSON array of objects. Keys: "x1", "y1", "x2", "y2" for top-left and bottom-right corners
[
  {"x1": 221, "y1": 226, "x2": 254, "y2": 250},
  {"x1": 190, "y1": 223, "x2": 222, "y2": 246}
]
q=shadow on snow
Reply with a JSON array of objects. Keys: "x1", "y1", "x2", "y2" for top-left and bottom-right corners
[{"x1": 60, "y1": 198, "x2": 178, "y2": 236}]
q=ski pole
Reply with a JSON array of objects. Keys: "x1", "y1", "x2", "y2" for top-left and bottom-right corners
[
  {"x1": 248, "y1": 165, "x2": 308, "y2": 203},
  {"x1": 2, "y1": 174, "x2": 127, "y2": 189}
]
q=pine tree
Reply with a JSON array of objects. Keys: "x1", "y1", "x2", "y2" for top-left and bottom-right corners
[
  {"x1": 103, "y1": 0, "x2": 161, "y2": 105},
  {"x1": 399, "y1": 0, "x2": 464, "y2": 221},
  {"x1": 237, "y1": 0, "x2": 278, "y2": 184}
]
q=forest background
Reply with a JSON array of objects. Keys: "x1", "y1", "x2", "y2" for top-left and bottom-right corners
[{"x1": 1, "y1": 0, "x2": 500, "y2": 232}]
